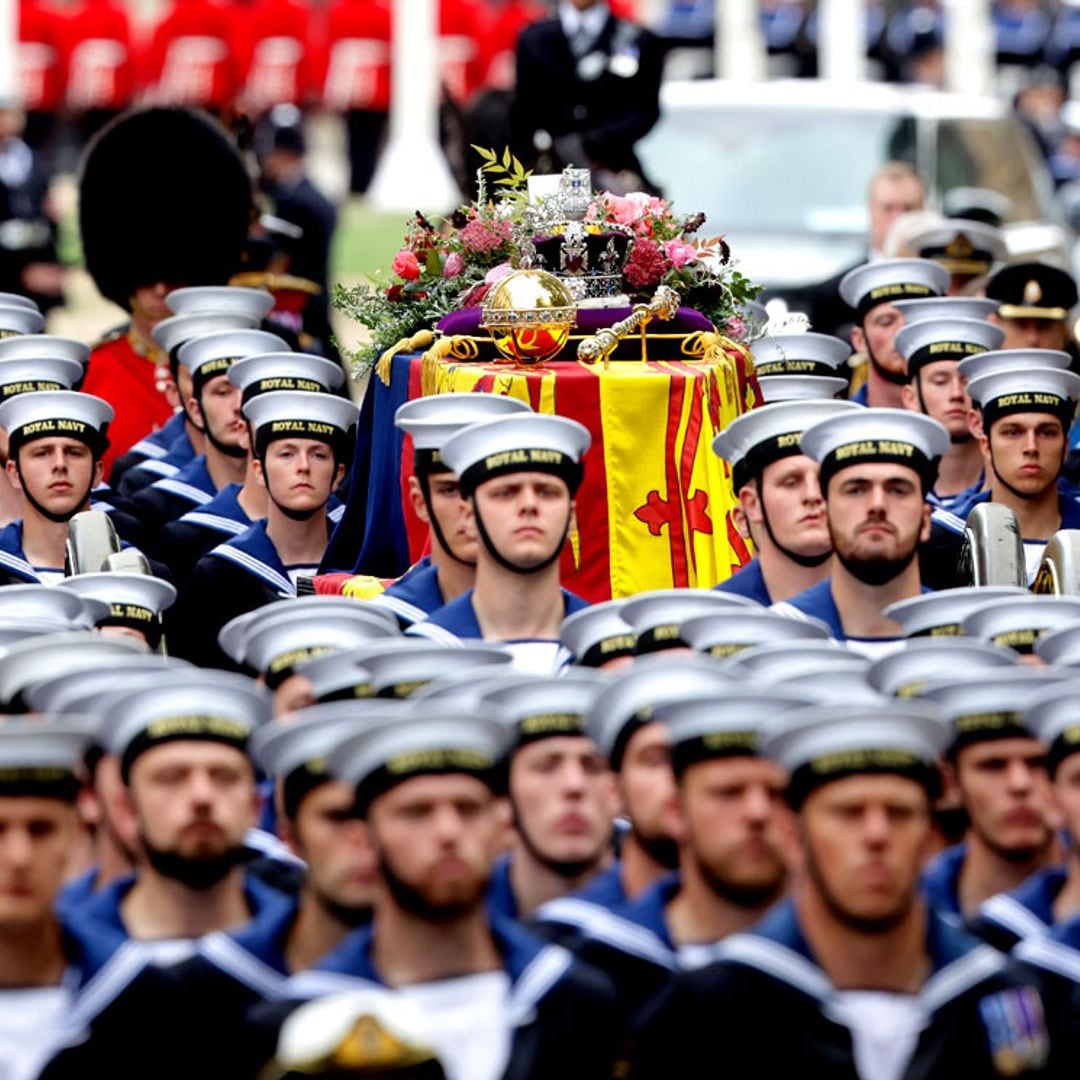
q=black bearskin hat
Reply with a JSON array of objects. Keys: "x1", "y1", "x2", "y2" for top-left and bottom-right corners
[{"x1": 79, "y1": 108, "x2": 253, "y2": 311}]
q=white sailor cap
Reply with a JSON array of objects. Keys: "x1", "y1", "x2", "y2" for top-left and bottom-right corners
[
  {"x1": 894, "y1": 296, "x2": 997, "y2": 323},
  {"x1": 361, "y1": 643, "x2": 512, "y2": 699},
  {"x1": 58, "y1": 572, "x2": 176, "y2": 643},
  {"x1": 293, "y1": 649, "x2": 375, "y2": 703},
  {"x1": 228, "y1": 353, "x2": 345, "y2": 404},
  {"x1": 893, "y1": 317, "x2": 1004, "y2": 379},
  {"x1": 0, "y1": 617, "x2": 96, "y2": 650},
  {"x1": 800, "y1": 407, "x2": 950, "y2": 492},
  {"x1": 723, "y1": 640, "x2": 858, "y2": 682},
  {"x1": 884, "y1": 586, "x2": 1030, "y2": 638},
  {"x1": 1024, "y1": 682, "x2": 1080, "y2": 776},
  {"x1": 713, "y1": 399, "x2": 861, "y2": 492},
  {"x1": 758, "y1": 375, "x2": 848, "y2": 403},
  {"x1": 0, "y1": 293, "x2": 38, "y2": 312},
  {"x1": 965, "y1": 366, "x2": 1080, "y2": 427},
  {"x1": 759, "y1": 702, "x2": 948, "y2": 807},
  {"x1": 0, "y1": 306, "x2": 46, "y2": 337},
  {"x1": 482, "y1": 672, "x2": 607, "y2": 747},
  {"x1": 655, "y1": 688, "x2": 812, "y2": 777},
  {"x1": 102, "y1": 672, "x2": 271, "y2": 778},
  {"x1": 838, "y1": 258, "x2": 949, "y2": 320},
  {"x1": 619, "y1": 588, "x2": 761, "y2": 656},
  {"x1": 0, "y1": 583, "x2": 106, "y2": 629},
  {"x1": 243, "y1": 389, "x2": 358, "y2": 455},
  {"x1": 242, "y1": 609, "x2": 400, "y2": 689},
  {"x1": 0, "y1": 335, "x2": 90, "y2": 374},
  {"x1": 908, "y1": 219, "x2": 1007, "y2": 274},
  {"x1": 918, "y1": 668, "x2": 1068, "y2": 753},
  {"x1": 750, "y1": 333, "x2": 851, "y2": 378},
  {"x1": 961, "y1": 595, "x2": 1080, "y2": 654},
  {"x1": 1035, "y1": 623, "x2": 1080, "y2": 666},
  {"x1": 165, "y1": 285, "x2": 275, "y2": 321},
  {"x1": 407, "y1": 668, "x2": 541, "y2": 711},
  {"x1": 957, "y1": 348, "x2": 1073, "y2": 384},
  {"x1": 868, "y1": 638, "x2": 1020, "y2": 698},
  {"x1": 0, "y1": 632, "x2": 146, "y2": 711},
  {"x1": 332, "y1": 711, "x2": 510, "y2": 816},
  {"x1": 23, "y1": 655, "x2": 194, "y2": 715},
  {"x1": 0, "y1": 390, "x2": 114, "y2": 457},
  {"x1": 681, "y1": 609, "x2": 830, "y2": 659},
  {"x1": 560, "y1": 599, "x2": 636, "y2": 667},
  {"x1": 152, "y1": 312, "x2": 261, "y2": 359},
  {"x1": 788, "y1": 668, "x2": 889, "y2": 706},
  {"x1": 218, "y1": 597, "x2": 399, "y2": 668},
  {"x1": 439, "y1": 413, "x2": 591, "y2": 497},
  {"x1": 252, "y1": 702, "x2": 411, "y2": 819},
  {"x1": 273, "y1": 990, "x2": 440, "y2": 1075},
  {"x1": 0, "y1": 718, "x2": 95, "y2": 800},
  {"x1": 0, "y1": 356, "x2": 83, "y2": 399},
  {"x1": 394, "y1": 393, "x2": 532, "y2": 469},
  {"x1": 177, "y1": 329, "x2": 290, "y2": 392},
  {"x1": 584, "y1": 655, "x2": 731, "y2": 770}
]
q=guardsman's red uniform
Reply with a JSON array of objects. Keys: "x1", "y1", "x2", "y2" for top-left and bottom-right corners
[
  {"x1": 81, "y1": 327, "x2": 174, "y2": 478},
  {"x1": 139, "y1": 0, "x2": 241, "y2": 110},
  {"x1": 317, "y1": 0, "x2": 392, "y2": 114},
  {"x1": 237, "y1": 0, "x2": 315, "y2": 113},
  {"x1": 18, "y1": 0, "x2": 66, "y2": 115},
  {"x1": 61, "y1": 0, "x2": 136, "y2": 112}
]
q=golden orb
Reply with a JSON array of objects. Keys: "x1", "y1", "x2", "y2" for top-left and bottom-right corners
[{"x1": 481, "y1": 269, "x2": 577, "y2": 366}]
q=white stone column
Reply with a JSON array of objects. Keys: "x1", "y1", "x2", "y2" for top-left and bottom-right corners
[
  {"x1": 716, "y1": 0, "x2": 766, "y2": 81},
  {"x1": 819, "y1": 0, "x2": 866, "y2": 83},
  {"x1": 942, "y1": 0, "x2": 995, "y2": 96},
  {"x1": 0, "y1": 0, "x2": 17, "y2": 102},
  {"x1": 368, "y1": 0, "x2": 460, "y2": 213}
]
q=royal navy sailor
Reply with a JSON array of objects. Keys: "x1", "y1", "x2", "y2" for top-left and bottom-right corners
[
  {"x1": 0, "y1": 390, "x2": 115, "y2": 585},
  {"x1": 838, "y1": 258, "x2": 949, "y2": 408},
  {"x1": 371, "y1": 393, "x2": 532, "y2": 626},
  {"x1": 176, "y1": 390, "x2": 357, "y2": 666},
  {"x1": 930, "y1": 365, "x2": 1080, "y2": 587},
  {"x1": 409, "y1": 413, "x2": 591, "y2": 674},
  {"x1": 711, "y1": 398, "x2": 861, "y2": 605},
  {"x1": 773, "y1": 408, "x2": 949, "y2": 657},
  {"x1": 917, "y1": 668, "x2": 1064, "y2": 921},
  {"x1": 894, "y1": 315, "x2": 1004, "y2": 510},
  {"x1": 153, "y1": 349, "x2": 346, "y2": 586}
]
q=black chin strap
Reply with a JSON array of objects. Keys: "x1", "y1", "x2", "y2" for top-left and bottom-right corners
[
  {"x1": 914, "y1": 373, "x2": 974, "y2": 445},
  {"x1": 866, "y1": 338, "x2": 909, "y2": 387},
  {"x1": 260, "y1": 453, "x2": 328, "y2": 522},
  {"x1": 988, "y1": 443, "x2": 1064, "y2": 504},
  {"x1": 758, "y1": 486, "x2": 831, "y2": 568},
  {"x1": 198, "y1": 401, "x2": 247, "y2": 460},
  {"x1": 15, "y1": 459, "x2": 94, "y2": 524},
  {"x1": 472, "y1": 498, "x2": 570, "y2": 575},
  {"x1": 419, "y1": 472, "x2": 475, "y2": 567}
]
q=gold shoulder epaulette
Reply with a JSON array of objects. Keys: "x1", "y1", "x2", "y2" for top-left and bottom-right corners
[{"x1": 90, "y1": 322, "x2": 130, "y2": 350}]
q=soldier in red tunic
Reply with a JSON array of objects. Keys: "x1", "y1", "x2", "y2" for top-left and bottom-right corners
[{"x1": 78, "y1": 107, "x2": 253, "y2": 478}]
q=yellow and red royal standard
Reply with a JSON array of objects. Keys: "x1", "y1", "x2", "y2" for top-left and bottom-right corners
[{"x1": 384, "y1": 334, "x2": 761, "y2": 602}]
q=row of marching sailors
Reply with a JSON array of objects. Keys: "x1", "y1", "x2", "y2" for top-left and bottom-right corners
[{"x1": 10, "y1": 597, "x2": 1080, "y2": 1076}]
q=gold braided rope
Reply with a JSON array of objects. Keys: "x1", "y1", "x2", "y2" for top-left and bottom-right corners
[{"x1": 374, "y1": 329, "x2": 437, "y2": 385}]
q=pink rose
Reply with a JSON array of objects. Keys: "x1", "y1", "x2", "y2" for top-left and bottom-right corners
[
  {"x1": 663, "y1": 239, "x2": 698, "y2": 269},
  {"x1": 392, "y1": 250, "x2": 421, "y2": 280},
  {"x1": 484, "y1": 262, "x2": 514, "y2": 285},
  {"x1": 603, "y1": 193, "x2": 644, "y2": 227},
  {"x1": 443, "y1": 252, "x2": 465, "y2": 278},
  {"x1": 726, "y1": 315, "x2": 746, "y2": 339}
]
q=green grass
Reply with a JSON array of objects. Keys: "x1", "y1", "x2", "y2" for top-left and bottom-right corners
[{"x1": 331, "y1": 198, "x2": 413, "y2": 282}]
